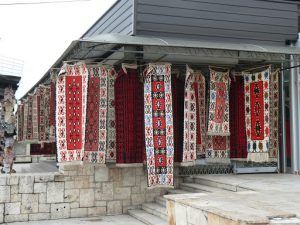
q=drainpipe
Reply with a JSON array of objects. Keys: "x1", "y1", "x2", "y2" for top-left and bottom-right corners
[
  {"x1": 289, "y1": 53, "x2": 299, "y2": 174},
  {"x1": 280, "y1": 64, "x2": 286, "y2": 173}
]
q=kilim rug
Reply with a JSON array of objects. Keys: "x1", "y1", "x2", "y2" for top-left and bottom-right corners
[
  {"x1": 144, "y1": 63, "x2": 174, "y2": 187},
  {"x1": 22, "y1": 99, "x2": 28, "y2": 141},
  {"x1": 32, "y1": 87, "x2": 40, "y2": 141},
  {"x1": 207, "y1": 69, "x2": 230, "y2": 136},
  {"x1": 56, "y1": 62, "x2": 88, "y2": 162},
  {"x1": 39, "y1": 85, "x2": 51, "y2": 142},
  {"x1": 182, "y1": 67, "x2": 206, "y2": 162},
  {"x1": 106, "y1": 67, "x2": 117, "y2": 161},
  {"x1": 269, "y1": 70, "x2": 279, "y2": 160},
  {"x1": 243, "y1": 68, "x2": 270, "y2": 162},
  {"x1": 30, "y1": 142, "x2": 56, "y2": 155},
  {"x1": 206, "y1": 135, "x2": 230, "y2": 163},
  {"x1": 49, "y1": 70, "x2": 57, "y2": 141},
  {"x1": 115, "y1": 67, "x2": 144, "y2": 164},
  {"x1": 17, "y1": 104, "x2": 24, "y2": 142},
  {"x1": 83, "y1": 65, "x2": 108, "y2": 163},
  {"x1": 172, "y1": 73, "x2": 184, "y2": 163},
  {"x1": 26, "y1": 95, "x2": 33, "y2": 141},
  {"x1": 230, "y1": 75, "x2": 247, "y2": 159}
]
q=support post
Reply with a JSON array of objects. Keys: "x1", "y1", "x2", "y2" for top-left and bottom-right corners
[{"x1": 280, "y1": 64, "x2": 286, "y2": 173}]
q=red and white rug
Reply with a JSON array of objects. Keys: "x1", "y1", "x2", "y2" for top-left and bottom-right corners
[
  {"x1": 182, "y1": 67, "x2": 206, "y2": 162},
  {"x1": 83, "y1": 65, "x2": 108, "y2": 163},
  {"x1": 207, "y1": 69, "x2": 230, "y2": 136},
  {"x1": 243, "y1": 68, "x2": 270, "y2": 162},
  {"x1": 144, "y1": 63, "x2": 174, "y2": 188},
  {"x1": 56, "y1": 62, "x2": 88, "y2": 162}
]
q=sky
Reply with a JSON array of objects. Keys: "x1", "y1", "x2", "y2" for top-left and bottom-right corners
[{"x1": 0, "y1": 0, "x2": 117, "y2": 99}]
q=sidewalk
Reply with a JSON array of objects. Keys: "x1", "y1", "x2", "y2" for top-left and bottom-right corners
[{"x1": 6, "y1": 215, "x2": 146, "y2": 225}]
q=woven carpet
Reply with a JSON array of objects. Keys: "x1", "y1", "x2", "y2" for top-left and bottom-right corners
[
  {"x1": 49, "y1": 70, "x2": 57, "y2": 141},
  {"x1": 56, "y1": 62, "x2": 88, "y2": 162},
  {"x1": 26, "y1": 95, "x2": 33, "y2": 141},
  {"x1": 22, "y1": 99, "x2": 28, "y2": 141},
  {"x1": 269, "y1": 70, "x2": 279, "y2": 159},
  {"x1": 106, "y1": 67, "x2": 117, "y2": 161},
  {"x1": 144, "y1": 63, "x2": 174, "y2": 187},
  {"x1": 83, "y1": 65, "x2": 108, "y2": 163},
  {"x1": 182, "y1": 67, "x2": 206, "y2": 162},
  {"x1": 115, "y1": 67, "x2": 144, "y2": 164},
  {"x1": 32, "y1": 88, "x2": 40, "y2": 141},
  {"x1": 207, "y1": 69, "x2": 230, "y2": 136},
  {"x1": 17, "y1": 104, "x2": 24, "y2": 142},
  {"x1": 172, "y1": 73, "x2": 184, "y2": 163},
  {"x1": 206, "y1": 135, "x2": 230, "y2": 163},
  {"x1": 243, "y1": 68, "x2": 270, "y2": 162},
  {"x1": 31, "y1": 142, "x2": 56, "y2": 155},
  {"x1": 230, "y1": 75, "x2": 247, "y2": 159},
  {"x1": 39, "y1": 85, "x2": 51, "y2": 142}
]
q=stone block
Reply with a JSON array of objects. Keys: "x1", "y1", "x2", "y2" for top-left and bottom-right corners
[
  {"x1": 29, "y1": 213, "x2": 50, "y2": 221},
  {"x1": 34, "y1": 183, "x2": 46, "y2": 193},
  {"x1": 19, "y1": 176, "x2": 34, "y2": 194},
  {"x1": 82, "y1": 164, "x2": 94, "y2": 176},
  {"x1": 140, "y1": 176, "x2": 148, "y2": 193},
  {"x1": 88, "y1": 207, "x2": 106, "y2": 217},
  {"x1": 135, "y1": 167, "x2": 145, "y2": 176},
  {"x1": 10, "y1": 185, "x2": 19, "y2": 194},
  {"x1": 131, "y1": 194, "x2": 145, "y2": 206},
  {"x1": 114, "y1": 187, "x2": 131, "y2": 200},
  {"x1": 145, "y1": 192, "x2": 159, "y2": 202},
  {"x1": 65, "y1": 181, "x2": 75, "y2": 189},
  {"x1": 89, "y1": 175, "x2": 94, "y2": 183},
  {"x1": 0, "y1": 186, "x2": 10, "y2": 203},
  {"x1": 39, "y1": 204, "x2": 50, "y2": 213},
  {"x1": 60, "y1": 164, "x2": 79, "y2": 171},
  {"x1": 50, "y1": 203, "x2": 70, "y2": 219},
  {"x1": 64, "y1": 189, "x2": 79, "y2": 203},
  {"x1": 70, "y1": 202, "x2": 79, "y2": 209},
  {"x1": 47, "y1": 182, "x2": 64, "y2": 203},
  {"x1": 109, "y1": 168, "x2": 122, "y2": 182},
  {"x1": 0, "y1": 204, "x2": 3, "y2": 223},
  {"x1": 131, "y1": 186, "x2": 141, "y2": 194},
  {"x1": 174, "y1": 203, "x2": 187, "y2": 225},
  {"x1": 95, "y1": 201, "x2": 106, "y2": 207},
  {"x1": 74, "y1": 177, "x2": 89, "y2": 189},
  {"x1": 39, "y1": 193, "x2": 47, "y2": 203},
  {"x1": 21, "y1": 194, "x2": 39, "y2": 213},
  {"x1": 122, "y1": 168, "x2": 136, "y2": 187},
  {"x1": 70, "y1": 207, "x2": 87, "y2": 218},
  {"x1": 35, "y1": 175, "x2": 55, "y2": 183},
  {"x1": 10, "y1": 194, "x2": 21, "y2": 202},
  {"x1": 107, "y1": 201, "x2": 122, "y2": 215},
  {"x1": 7, "y1": 176, "x2": 19, "y2": 185},
  {"x1": 54, "y1": 174, "x2": 71, "y2": 182},
  {"x1": 5, "y1": 214, "x2": 28, "y2": 223},
  {"x1": 95, "y1": 166, "x2": 109, "y2": 182},
  {"x1": 5, "y1": 202, "x2": 21, "y2": 215},
  {"x1": 187, "y1": 206, "x2": 208, "y2": 225},
  {"x1": 97, "y1": 182, "x2": 113, "y2": 201},
  {"x1": 0, "y1": 176, "x2": 6, "y2": 185},
  {"x1": 122, "y1": 200, "x2": 131, "y2": 213},
  {"x1": 80, "y1": 189, "x2": 94, "y2": 207}
]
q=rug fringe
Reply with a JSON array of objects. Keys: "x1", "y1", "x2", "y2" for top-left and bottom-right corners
[
  {"x1": 247, "y1": 153, "x2": 269, "y2": 163},
  {"x1": 207, "y1": 132, "x2": 230, "y2": 136}
]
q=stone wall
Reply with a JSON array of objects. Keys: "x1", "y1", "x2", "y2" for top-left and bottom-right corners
[{"x1": 0, "y1": 163, "x2": 167, "y2": 223}]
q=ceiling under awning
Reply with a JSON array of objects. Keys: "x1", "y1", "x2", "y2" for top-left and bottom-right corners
[{"x1": 22, "y1": 33, "x2": 300, "y2": 99}]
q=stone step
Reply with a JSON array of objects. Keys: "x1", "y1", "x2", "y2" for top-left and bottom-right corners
[
  {"x1": 180, "y1": 182, "x2": 228, "y2": 193},
  {"x1": 14, "y1": 155, "x2": 32, "y2": 163},
  {"x1": 193, "y1": 176, "x2": 237, "y2": 192},
  {"x1": 155, "y1": 196, "x2": 166, "y2": 207},
  {"x1": 167, "y1": 189, "x2": 191, "y2": 195},
  {"x1": 128, "y1": 209, "x2": 167, "y2": 225},
  {"x1": 142, "y1": 203, "x2": 167, "y2": 220}
]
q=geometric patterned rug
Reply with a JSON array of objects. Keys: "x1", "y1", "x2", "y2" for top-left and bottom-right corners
[
  {"x1": 207, "y1": 69, "x2": 230, "y2": 136},
  {"x1": 243, "y1": 68, "x2": 270, "y2": 162},
  {"x1": 83, "y1": 65, "x2": 108, "y2": 163},
  {"x1": 144, "y1": 63, "x2": 174, "y2": 188},
  {"x1": 56, "y1": 62, "x2": 88, "y2": 162}
]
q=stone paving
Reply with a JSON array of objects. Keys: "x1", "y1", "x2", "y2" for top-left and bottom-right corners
[{"x1": 6, "y1": 215, "x2": 146, "y2": 225}]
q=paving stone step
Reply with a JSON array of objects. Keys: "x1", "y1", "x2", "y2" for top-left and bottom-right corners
[
  {"x1": 167, "y1": 189, "x2": 191, "y2": 195},
  {"x1": 155, "y1": 196, "x2": 166, "y2": 207},
  {"x1": 192, "y1": 175, "x2": 237, "y2": 192},
  {"x1": 142, "y1": 203, "x2": 167, "y2": 220},
  {"x1": 128, "y1": 209, "x2": 167, "y2": 225},
  {"x1": 180, "y1": 182, "x2": 228, "y2": 193}
]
